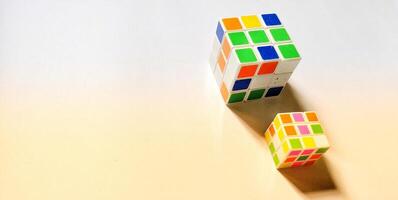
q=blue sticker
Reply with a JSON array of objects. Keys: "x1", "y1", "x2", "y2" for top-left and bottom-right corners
[
  {"x1": 257, "y1": 46, "x2": 279, "y2": 60},
  {"x1": 265, "y1": 87, "x2": 283, "y2": 97},
  {"x1": 216, "y1": 22, "x2": 225, "y2": 43},
  {"x1": 261, "y1": 14, "x2": 282, "y2": 26},
  {"x1": 232, "y1": 79, "x2": 251, "y2": 91}
]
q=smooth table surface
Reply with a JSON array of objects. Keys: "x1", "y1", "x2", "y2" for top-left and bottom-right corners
[{"x1": 1, "y1": 0, "x2": 398, "y2": 199}]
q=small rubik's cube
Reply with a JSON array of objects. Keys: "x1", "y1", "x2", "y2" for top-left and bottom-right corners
[
  {"x1": 264, "y1": 112, "x2": 330, "y2": 168},
  {"x1": 209, "y1": 13, "x2": 301, "y2": 104}
]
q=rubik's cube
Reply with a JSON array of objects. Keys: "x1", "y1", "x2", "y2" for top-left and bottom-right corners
[
  {"x1": 264, "y1": 112, "x2": 330, "y2": 168},
  {"x1": 209, "y1": 13, "x2": 301, "y2": 104}
]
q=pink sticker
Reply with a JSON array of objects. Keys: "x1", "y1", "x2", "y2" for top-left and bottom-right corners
[
  {"x1": 298, "y1": 125, "x2": 310, "y2": 135},
  {"x1": 289, "y1": 150, "x2": 301, "y2": 156},
  {"x1": 292, "y1": 113, "x2": 305, "y2": 122},
  {"x1": 301, "y1": 149, "x2": 315, "y2": 155}
]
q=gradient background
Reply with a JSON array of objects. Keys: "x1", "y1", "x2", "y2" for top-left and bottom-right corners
[{"x1": 1, "y1": 0, "x2": 398, "y2": 199}]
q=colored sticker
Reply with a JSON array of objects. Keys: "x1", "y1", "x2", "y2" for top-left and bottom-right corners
[
  {"x1": 289, "y1": 138, "x2": 302, "y2": 149},
  {"x1": 248, "y1": 89, "x2": 266, "y2": 100},
  {"x1": 304, "y1": 160, "x2": 316, "y2": 166},
  {"x1": 265, "y1": 86, "x2": 283, "y2": 97},
  {"x1": 285, "y1": 157, "x2": 297, "y2": 163},
  {"x1": 228, "y1": 92, "x2": 246, "y2": 103},
  {"x1": 306, "y1": 112, "x2": 319, "y2": 121},
  {"x1": 222, "y1": 37, "x2": 231, "y2": 59},
  {"x1": 258, "y1": 61, "x2": 278, "y2": 75},
  {"x1": 232, "y1": 79, "x2": 251, "y2": 91},
  {"x1": 278, "y1": 129, "x2": 285, "y2": 142},
  {"x1": 298, "y1": 125, "x2": 310, "y2": 135},
  {"x1": 220, "y1": 82, "x2": 229, "y2": 102},
  {"x1": 278, "y1": 44, "x2": 300, "y2": 59},
  {"x1": 216, "y1": 22, "x2": 224, "y2": 43},
  {"x1": 302, "y1": 137, "x2": 316, "y2": 148},
  {"x1": 273, "y1": 154, "x2": 280, "y2": 165},
  {"x1": 269, "y1": 143, "x2": 276, "y2": 154},
  {"x1": 292, "y1": 161, "x2": 305, "y2": 167},
  {"x1": 292, "y1": 113, "x2": 305, "y2": 122},
  {"x1": 270, "y1": 28, "x2": 291, "y2": 42},
  {"x1": 228, "y1": 32, "x2": 249, "y2": 46},
  {"x1": 310, "y1": 154, "x2": 322, "y2": 160},
  {"x1": 257, "y1": 46, "x2": 279, "y2": 60},
  {"x1": 222, "y1": 18, "x2": 242, "y2": 30},
  {"x1": 315, "y1": 147, "x2": 329, "y2": 154},
  {"x1": 269, "y1": 123, "x2": 275, "y2": 136},
  {"x1": 261, "y1": 13, "x2": 282, "y2": 26},
  {"x1": 235, "y1": 48, "x2": 257, "y2": 63},
  {"x1": 280, "y1": 114, "x2": 293, "y2": 123},
  {"x1": 241, "y1": 15, "x2": 262, "y2": 28},
  {"x1": 238, "y1": 64, "x2": 258, "y2": 78},
  {"x1": 284, "y1": 125, "x2": 297, "y2": 136},
  {"x1": 282, "y1": 141, "x2": 289, "y2": 153},
  {"x1": 311, "y1": 124, "x2": 324, "y2": 134},
  {"x1": 289, "y1": 150, "x2": 301, "y2": 156},
  {"x1": 301, "y1": 149, "x2": 315, "y2": 155},
  {"x1": 297, "y1": 155, "x2": 309, "y2": 161},
  {"x1": 248, "y1": 30, "x2": 269, "y2": 44},
  {"x1": 265, "y1": 132, "x2": 272, "y2": 144}
]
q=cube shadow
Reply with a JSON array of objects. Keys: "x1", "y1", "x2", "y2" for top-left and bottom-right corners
[
  {"x1": 279, "y1": 157, "x2": 340, "y2": 194},
  {"x1": 229, "y1": 84, "x2": 342, "y2": 196},
  {"x1": 229, "y1": 84, "x2": 305, "y2": 138}
]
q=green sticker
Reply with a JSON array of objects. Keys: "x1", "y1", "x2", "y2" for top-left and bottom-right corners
[
  {"x1": 316, "y1": 147, "x2": 329, "y2": 154},
  {"x1": 248, "y1": 89, "x2": 265, "y2": 100},
  {"x1": 297, "y1": 155, "x2": 309, "y2": 161},
  {"x1": 269, "y1": 143, "x2": 276, "y2": 154},
  {"x1": 311, "y1": 124, "x2": 324, "y2": 134},
  {"x1": 270, "y1": 28, "x2": 291, "y2": 42},
  {"x1": 228, "y1": 92, "x2": 246, "y2": 103},
  {"x1": 228, "y1": 32, "x2": 249, "y2": 46},
  {"x1": 289, "y1": 138, "x2": 302, "y2": 149},
  {"x1": 273, "y1": 154, "x2": 280, "y2": 165},
  {"x1": 248, "y1": 30, "x2": 269, "y2": 44},
  {"x1": 235, "y1": 48, "x2": 257, "y2": 63},
  {"x1": 278, "y1": 44, "x2": 300, "y2": 59}
]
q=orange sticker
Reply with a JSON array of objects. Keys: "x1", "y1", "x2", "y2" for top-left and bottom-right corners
[
  {"x1": 222, "y1": 18, "x2": 242, "y2": 31},
  {"x1": 220, "y1": 82, "x2": 229, "y2": 102},
  {"x1": 280, "y1": 114, "x2": 293, "y2": 123},
  {"x1": 269, "y1": 123, "x2": 275, "y2": 136},
  {"x1": 217, "y1": 53, "x2": 226, "y2": 73},
  {"x1": 222, "y1": 37, "x2": 231, "y2": 59},
  {"x1": 306, "y1": 112, "x2": 319, "y2": 122},
  {"x1": 284, "y1": 125, "x2": 297, "y2": 136},
  {"x1": 238, "y1": 64, "x2": 257, "y2": 78},
  {"x1": 258, "y1": 61, "x2": 278, "y2": 75}
]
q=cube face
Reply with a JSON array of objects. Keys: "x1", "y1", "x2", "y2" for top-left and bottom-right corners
[
  {"x1": 264, "y1": 112, "x2": 330, "y2": 169},
  {"x1": 209, "y1": 13, "x2": 301, "y2": 104}
]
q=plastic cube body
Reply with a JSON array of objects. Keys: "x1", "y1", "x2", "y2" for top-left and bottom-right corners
[
  {"x1": 209, "y1": 13, "x2": 301, "y2": 104},
  {"x1": 264, "y1": 112, "x2": 330, "y2": 169}
]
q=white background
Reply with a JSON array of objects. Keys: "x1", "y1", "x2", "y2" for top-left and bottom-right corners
[{"x1": 1, "y1": 0, "x2": 398, "y2": 199}]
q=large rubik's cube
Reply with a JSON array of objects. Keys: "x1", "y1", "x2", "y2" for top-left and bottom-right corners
[
  {"x1": 264, "y1": 112, "x2": 330, "y2": 168},
  {"x1": 209, "y1": 13, "x2": 301, "y2": 104}
]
